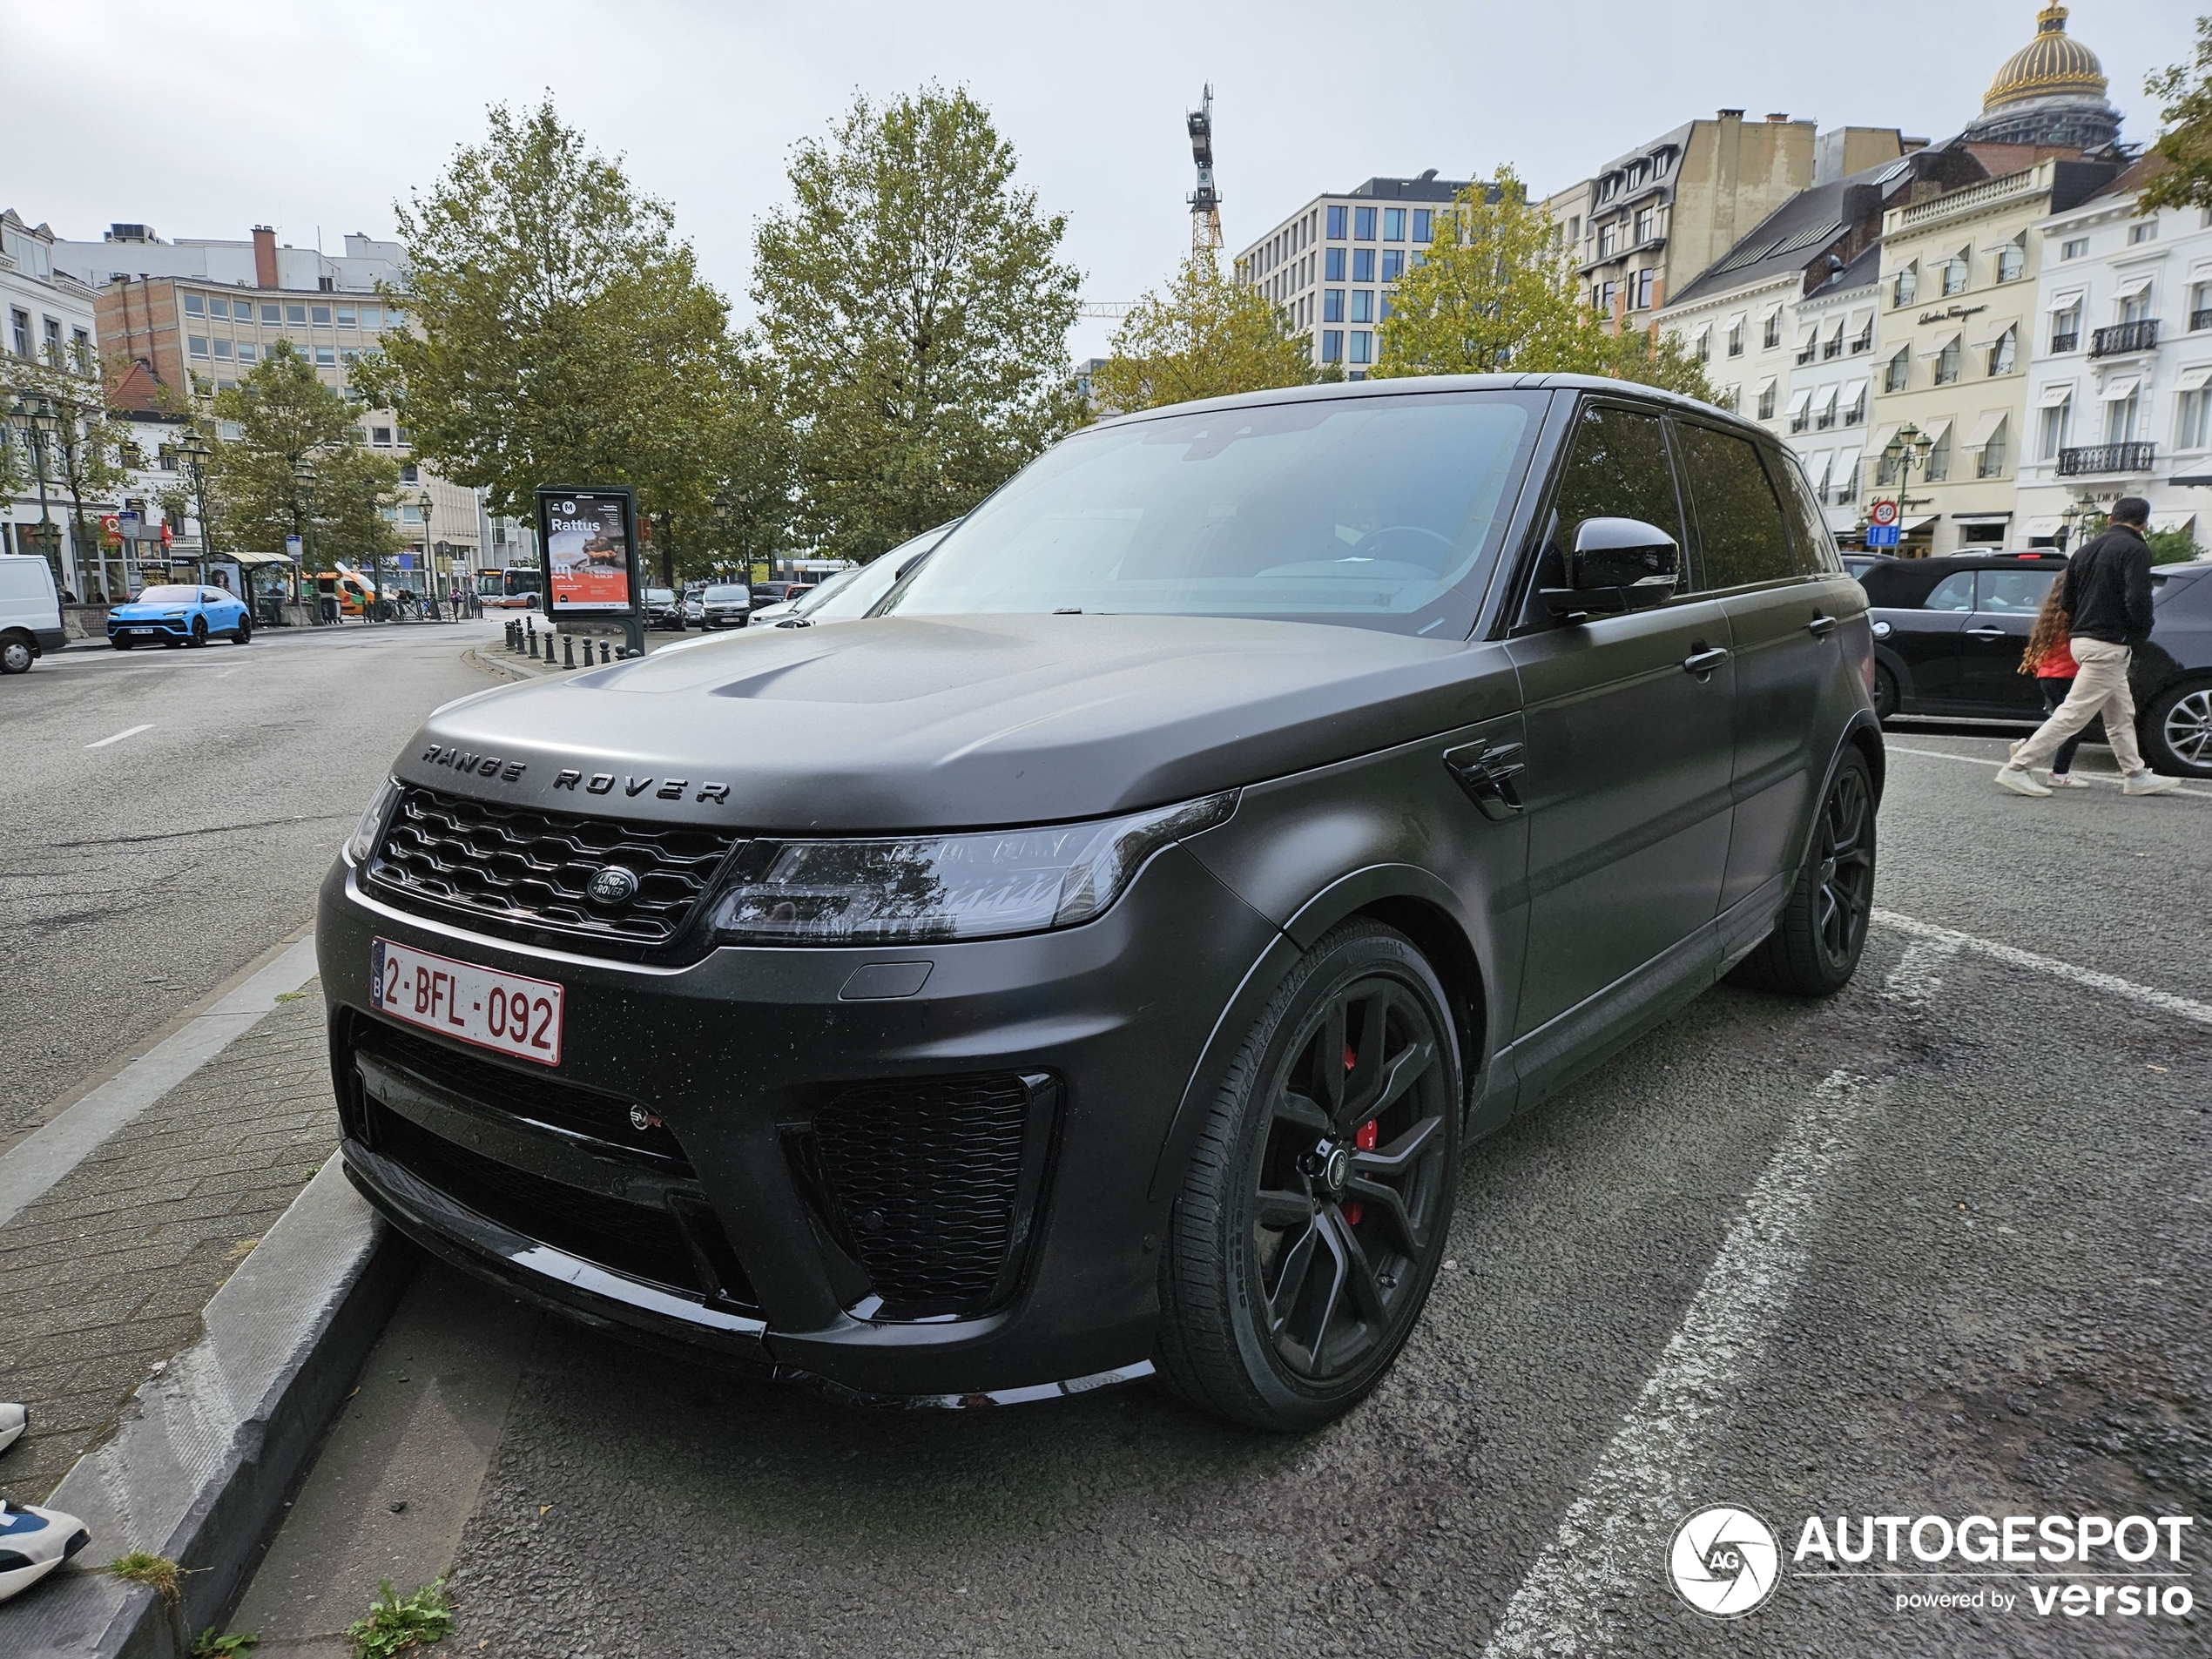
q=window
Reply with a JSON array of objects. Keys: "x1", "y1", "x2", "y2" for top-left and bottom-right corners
[
  {"x1": 395, "y1": 427, "x2": 411, "y2": 443},
  {"x1": 2051, "y1": 304, "x2": 2081, "y2": 353},
  {"x1": 261, "y1": 302, "x2": 281, "y2": 324},
  {"x1": 336, "y1": 307, "x2": 356, "y2": 327},
  {"x1": 314, "y1": 346, "x2": 336, "y2": 366},
  {"x1": 1935, "y1": 337, "x2": 1961, "y2": 384},
  {"x1": 10, "y1": 309, "x2": 28, "y2": 357},
  {"x1": 183, "y1": 293, "x2": 205, "y2": 315},
  {"x1": 1924, "y1": 571, "x2": 1976, "y2": 610},
  {"x1": 1940, "y1": 249, "x2": 1970, "y2": 297},
  {"x1": 1349, "y1": 330, "x2": 1372, "y2": 365},
  {"x1": 1325, "y1": 247, "x2": 1345, "y2": 282},
  {"x1": 286, "y1": 304, "x2": 307, "y2": 324},
  {"x1": 1843, "y1": 381, "x2": 1867, "y2": 425},
  {"x1": 40, "y1": 317, "x2": 59, "y2": 362},
  {"x1": 1354, "y1": 206, "x2": 1376, "y2": 240},
  {"x1": 401, "y1": 462, "x2": 420, "y2": 483},
  {"x1": 188, "y1": 334, "x2": 210, "y2": 358},
  {"x1": 1996, "y1": 239, "x2": 2026, "y2": 283},
  {"x1": 1352, "y1": 248, "x2": 1375, "y2": 283},
  {"x1": 1978, "y1": 570, "x2": 2055, "y2": 613},
  {"x1": 1630, "y1": 269, "x2": 1655, "y2": 310},
  {"x1": 212, "y1": 340, "x2": 232, "y2": 361},
  {"x1": 1326, "y1": 206, "x2": 1347, "y2": 240},
  {"x1": 1926, "y1": 428, "x2": 1951, "y2": 482},
  {"x1": 71, "y1": 327, "x2": 91, "y2": 369},
  {"x1": 2177, "y1": 388, "x2": 2212, "y2": 449},
  {"x1": 2038, "y1": 399, "x2": 2071, "y2": 459},
  {"x1": 1321, "y1": 329, "x2": 1343, "y2": 362},
  {"x1": 1596, "y1": 280, "x2": 1618, "y2": 314},
  {"x1": 386, "y1": 306, "x2": 405, "y2": 327},
  {"x1": 341, "y1": 348, "x2": 360, "y2": 364},
  {"x1": 1324, "y1": 289, "x2": 1344, "y2": 323},
  {"x1": 2060, "y1": 237, "x2": 2088, "y2": 260},
  {"x1": 1350, "y1": 291, "x2": 1373, "y2": 323},
  {"x1": 2128, "y1": 219, "x2": 2157, "y2": 245},
  {"x1": 1692, "y1": 328, "x2": 1710, "y2": 364},
  {"x1": 1675, "y1": 423, "x2": 1796, "y2": 588},
  {"x1": 1381, "y1": 250, "x2": 1404, "y2": 282},
  {"x1": 1544, "y1": 406, "x2": 1684, "y2": 583},
  {"x1": 237, "y1": 342, "x2": 257, "y2": 364},
  {"x1": 2106, "y1": 391, "x2": 2140, "y2": 445},
  {"x1": 1757, "y1": 382, "x2": 1777, "y2": 421},
  {"x1": 1851, "y1": 315, "x2": 1873, "y2": 354},
  {"x1": 1634, "y1": 206, "x2": 1655, "y2": 245},
  {"x1": 1892, "y1": 262, "x2": 1917, "y2": 307},
  {"x1": 1762, "y1": 311, "x2": 1781, "y2": 349},
  {"x1": 372, "y1": 426, "x2": 393, "y2": 446},
  {"x1": 1726, "y1": 319, "x2": 1743, "y2": 357},
  {"x1": 209, "y1": 297, "x2": 229, "y2": 320},
  {"x1": 2193, "y1": 282, "x2": 2212, "y2": 329},
  {"x1": 311, "y1": 305, "x2": 332, "y2": 326},
  {"x1": 1379, "y1": 295, "x2": 1394, "y2": 323},
  {"x1": 1412, "y1": 209, "x2": 1432, "y2": 243},
  {"x1": 361, "y1": 304, "x2": 382, "y2": 328},
  {"x1": 1975, "y1": 417, "x2": 2007, "y2": 479},
  {"x1": 1596, "y1": 222, "x2": 1619, "y2": 259},
  {"x1": 2120, "y1": 287, "x2": 2153, "y2": 327},
  {"x1": 1823, "y1": 319, "x2": 1845, "y2": 360},
  {"x1": 1383, "y1": 207, "x2": 1405, "y2": 241}
]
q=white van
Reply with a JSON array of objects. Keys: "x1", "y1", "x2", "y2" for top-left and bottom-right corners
[{"x1": 0, "y1": 554, "x2": 67, "y2": 674}]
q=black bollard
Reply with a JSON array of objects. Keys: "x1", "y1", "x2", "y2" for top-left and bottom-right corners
[
  {"x1": 599, "y1": 639, "x2": 610, "y2": 664},
  {"x1": 529, "y1": 630, "x2": 539, "y2": 660},
  {"x1": 563, "y1": 634, "x2": 575, "y2": 669}
]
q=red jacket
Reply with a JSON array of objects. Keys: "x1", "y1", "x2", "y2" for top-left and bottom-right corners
[{"x1": 2024, "y1": 631, "x2": 2077, "y2": 679}]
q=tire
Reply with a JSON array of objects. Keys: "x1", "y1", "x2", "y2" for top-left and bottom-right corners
[
  {"x1": 1729, "y1": 747, "x2": 1877, "y2": 997},
  {"x1": 189, "y1": 616, "x2": 208, "y2": 648},
  {"x1": 111, "y1": 637, "x2": 133, "y2": 651},
  {"x1": 2141, "y1": 680, "x2": 2212, "y2": 779},
  {"x1": 233, "y1": 616, "x2": 253, "y2": 645},
  {"x1": 1871, "y1": 664, "x2": 1898, "y2": 724},
  {"x1": 0, "y1": 634, "x2": 32, "y2": 674},
  {"x1": 1156, "y1": 920, "x2": 1462, "y2": 1432}
]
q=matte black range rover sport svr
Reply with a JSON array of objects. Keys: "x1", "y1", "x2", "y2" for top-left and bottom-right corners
[{"x1": 321, "y1": 374, "x2": 1881, "y2": 1431}]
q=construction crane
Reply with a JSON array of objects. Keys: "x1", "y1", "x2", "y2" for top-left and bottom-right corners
[{"x1": 1187, "y1": 84, "x2": 1222, "y2": 252}]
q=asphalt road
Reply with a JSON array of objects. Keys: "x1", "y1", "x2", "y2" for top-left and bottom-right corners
[
  {"x1": 239, "y1": 723, "x2": 2211, "y2": 1658},
  {"x1": 0, "y1": 618, "x2": 505, "y2": 1142}
]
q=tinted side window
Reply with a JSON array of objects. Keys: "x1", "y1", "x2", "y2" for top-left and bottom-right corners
[
  {"x1": 1674, "y1": 421, "x2": 1797, "y2": 590},
  {"x1": 1924, "y1": 572, "x2": 1976, "y2": 611},
  {"x1": 1977, "y1": 570, "x2": 2055, "y2": 613},
  {"x1": 1547, "y1": 402, "x2": 1684, "y2": 552},
  {"x1": 1772, "y1": 448, "x2": 1841, "y2": 575}
]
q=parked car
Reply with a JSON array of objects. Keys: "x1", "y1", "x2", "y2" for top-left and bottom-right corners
[
  {"x1": 1861, "y1": 550, "x2": 2212, "y2": 776},
  {"x1": 698, "y1": 583, "x2": 751, "y2": 630},
  {"x1": 680, "y1": 592, "x2": 705, "y2": 627},
  {"x1": 0, "y1": 554, "x2": 67, "y2": 674},
  {"x1": 106, "y1": 583, "x2": 253, "y2": 649},
  {"x1": 748, "y1": 523, "x2": 960, "y2": 629},
  {"x1": 324, "y1": 374, "x2": 1879, "y2": 1430},
  {"x1": 644, "y1": 588, "x2": 686, "y2": 631},
  {"x1": 1842, "y1": 552, "x2": 1897, "y2": 583}
]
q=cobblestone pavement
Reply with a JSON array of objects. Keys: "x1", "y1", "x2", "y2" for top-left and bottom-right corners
[{"x1": 0, "y1": 989, "x2": 340, "y2": 1502}]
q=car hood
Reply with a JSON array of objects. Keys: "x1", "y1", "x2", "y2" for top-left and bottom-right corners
[
  {"x1": 397, "y1": 613, "x2": 1513, "y2": 832},
  {"x1": 111, "y1": 603, "x2": 192, "y2": 618}
]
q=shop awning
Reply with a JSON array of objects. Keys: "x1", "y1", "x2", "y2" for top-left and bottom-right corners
[
  {"x1": 1841, "y1": 377, "x2": 1870, "y2": 408},
  {"x1": 2149, "y1": 510, "x2": 2197, "y2": 536},
  {"x1": 1967, "y1": 321, "x2": 2017, "y2": 350},
  {"x1": 1756, "y1": 374, "x2": 1777, "y2": 397},
  {"x1": 1816, "y1": 384, "x2": 1839, "y2": 414},
  {"x1": 1808, "y1": 450, "x2": 1835, "y2": 491},
  {"x1": 1789, "y1": 387, "x2": 1814, "y2": 418},
  {"x1": 1796, "y1": 322, "x2": 1819, "y2": 347},
  {"x1": 1870, "y1": 423, "x2": 1901, "y2": 454},
  {"x1": 1918, "y1": 416, "x2": 1953, "y2": 447},
  {"x1": 1918, "y1": 330, "x2": 1961, "y2": 359},
  {"x1": 1964, "y1": 409, "x2": 2008, "y2": 448},
  {"x1": 1903, "y1": 515, "x2": 1939, "y2": 533},
  {"x1": 2176, "y1": 364, "x2": 2212, "y2": 393},
  {"x1": 1848, "y1": 307, "x2": 1875, "y2": 334},
  {"x1": 1760, "y1": 302, "x2": 1784, "y2": 324},
  {"x1": 2026, "y1": 515, "x2": 2063, "y2": 536},
  {"x1": 2037, "y1": 381, "x2": 2074, "y2": 407},
  {"x1": 2101, "y1": 377, "x2": 2140, "y2": 401},
  {"x1": 2046, "y1": 287, "x2": 2084, "y2": 312},
  {"x1": 1724, "y1": 312, "x2": 1747, "y2": 334},
  {"x1": 2114, "y1": 273, "x2": 2155, "y2": 300}
]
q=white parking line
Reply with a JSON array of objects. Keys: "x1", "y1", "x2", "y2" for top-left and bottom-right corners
[
  {"x1": 84, "y1": 722, "x2": 155, "y2": 749},
  {"x1": 1871, "y1": 908, "x2": 2212, "y2": 1028},
  {"x1": 1480, "y1": 1070, "x2": 1876, "y2": 1656},
  {"x1": 1885, "y1": 742, "x2": 2212, "y2": 800}
]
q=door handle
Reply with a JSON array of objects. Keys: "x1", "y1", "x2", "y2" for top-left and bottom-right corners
[
  {"x1": 1442, "y1": 738, "x2": 1527, "y2": 821},
  {"x1": 1681, "y1": 645, "x2": 1730, "y2": 678},
  {"x1": 1806, "y1": 613, "x2": 1838, "y2": 637},
  {"x1": 1965, "y1": 626, "x2": 2006, "y2": 638}
]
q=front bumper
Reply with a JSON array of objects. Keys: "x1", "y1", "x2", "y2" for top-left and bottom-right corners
[
  {"x1": 108, "y1": 617, "x2": 190, "y2": 641},
  {"x1": 317, "y1": 845, "x2": 1277, "y2": 1399},
  {"x1": 701, "y1": 610, "x2": 748, "y2": 629}
]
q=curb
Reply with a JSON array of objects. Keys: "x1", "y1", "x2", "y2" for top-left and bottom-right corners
[
  {"x1": 461, "y1": 644, "x2": 540, "y2": 683},
  {"x1": 10, "y1": 1162, "x2": 415, "y2": 1657}
]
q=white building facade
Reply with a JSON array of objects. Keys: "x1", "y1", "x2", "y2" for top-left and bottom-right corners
[
  {"x1": 2016, "y1": 163, "x2": 2212, "y2": 550},
  {"x1": 2, "y1": 209, "x2": 106, "y2": 577}
]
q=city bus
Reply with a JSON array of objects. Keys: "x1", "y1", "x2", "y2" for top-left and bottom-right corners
[{"x1": 476, "y1": 568, "x2": 541, "y2": 609}]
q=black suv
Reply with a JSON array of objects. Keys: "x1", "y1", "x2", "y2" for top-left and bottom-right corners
[
  {"x1": 320, "y1": 375, "x2": 1882, "y2": 1430},
  {"x1": 1863, "y1": 550, "x2": 2212, "y2": 775}
]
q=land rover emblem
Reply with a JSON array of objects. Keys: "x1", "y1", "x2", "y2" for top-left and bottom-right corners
[{"x1": 587, "y1": 866, "x2": 639, "y2": 907}]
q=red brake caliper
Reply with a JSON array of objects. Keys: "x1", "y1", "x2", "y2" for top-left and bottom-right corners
[{"x1": 1342, "y1": 1043, "x2": 1377, "y2": 1225}]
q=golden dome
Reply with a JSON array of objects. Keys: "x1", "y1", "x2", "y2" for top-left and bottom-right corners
[{"x1": 1985, "y1": 4, "x2": 2107, "y2": 111}]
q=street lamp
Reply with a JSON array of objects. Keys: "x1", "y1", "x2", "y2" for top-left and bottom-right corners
[
  {"x1": 2056, "y1": 500, "x2": 2087, "y2": 554},
  {"x1": 8, "y1": 393, "x2": 58, "y2": 580},
  {"x1": 173, "y1": 431, "x2": 216, "y2": 586},
  {"x1": 417, "y1": 488, "x2": 438, "y2": 620},
  {"x1": 292, "y1": 458, "x2": 332, "y2": 617},
  {"x1": 1880, "y1": 421, "x2": 1937, "y2": 556}
]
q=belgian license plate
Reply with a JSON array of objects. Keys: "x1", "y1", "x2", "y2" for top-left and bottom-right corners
[
  {"x1": 370, "y1": 938, "x2": 563, "y2": 1066},
  {"x1": 133, "y1": 627, "x2": 157, "y2": 635}
]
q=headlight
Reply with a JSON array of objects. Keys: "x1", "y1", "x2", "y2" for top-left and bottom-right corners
[
  {"x1": 347, "y1": 776, "x2": 401, "y2": 864},
  {"x1": 711, "y1": 791, "x2": 1238, "y2": 945},
  {"x1": 163, "y1": 610, "x2": 188, "y2": 619}
]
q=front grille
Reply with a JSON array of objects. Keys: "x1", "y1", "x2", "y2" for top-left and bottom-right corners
[
  {"x1": 368, "y1": 786, "x2": 740, "y2": 953},
  {"x1": 361, "y1": 1098, "x2": 756, "y2": 1311},
  {"x1": 807, "y1": 1073, "x2": 1055, "y2": 1318},
  {"x1": 354, "y1": 1015, "x2": 687, "y2": 1170}
]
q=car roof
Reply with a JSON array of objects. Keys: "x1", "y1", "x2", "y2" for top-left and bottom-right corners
[{"x1": 1900, "y1": 551, "x2": 2070, "y2": 568}]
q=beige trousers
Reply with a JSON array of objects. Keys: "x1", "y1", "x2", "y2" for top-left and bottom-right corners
[{"x1": 2012, "y1": 637, "x2": 2146, "y2": 774}]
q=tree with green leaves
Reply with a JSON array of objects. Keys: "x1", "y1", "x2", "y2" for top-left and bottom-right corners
[
  {"x1": 2141, "y1": 17, "x2": 2212, "y2": 214},
  {"x1": 354, "y1": 98, "x2": 751, "y2": 582},
  {"x1": 208, "y1": 343, "x2": 401, "y2": 569},
  {"x1": 753, "y1": 86, "x2": 1084, "y2": 562},
  {"x1": 1089, "y1": 246, "x2": 1334, "y2": 413},
  {"x1": 1373, "y1": 169, "x2": 1711, "y2": 401},
  {"x1": 1, "y1": 348, "x2": 141, "y2": 594}
]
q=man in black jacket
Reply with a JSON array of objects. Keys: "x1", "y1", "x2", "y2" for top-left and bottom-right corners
[{"x1": 1997, "y1": 497, "x2": 2179, "y2": 796}]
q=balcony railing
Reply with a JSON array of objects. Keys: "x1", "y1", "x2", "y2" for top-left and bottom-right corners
[
  {"x1": 2050, "y1": 331, "x2": 2080, "y2": 354},
  {"x1": 2056, "y1": 442, "x2": 2157, "y2": 477},
  {"x1": 2089, "y1": 320, "x2": 2160, "y2": 358},
  {"x1": 2192, "y1": 308, "x2": 2212, "y2": 332}
]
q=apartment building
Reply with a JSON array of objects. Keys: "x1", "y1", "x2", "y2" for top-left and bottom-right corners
[
  {"x1": 1233, "y1": 172, "x2": 1468, "y2": 375},
  {"x1": 2, "y1": 208, "x2": 105, "y2": 575}
]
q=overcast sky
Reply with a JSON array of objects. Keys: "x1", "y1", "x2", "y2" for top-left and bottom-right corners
[{"x1": 6, "y1": 0, "x2": 2186, "y2": 359}]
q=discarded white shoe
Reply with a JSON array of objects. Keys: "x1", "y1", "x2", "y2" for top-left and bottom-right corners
[
  {"x1": 1994, "y1": 765, "x2": 2052, "y2": 798},
  {"x1": 0, "y1": 1402, "x2": 22, "y2": 1455},
  {"x1": 2121, "y1": 772, "x2": 2180, "y2": 796},
  {"x1": 0, "y1": 1498, "x2": 91, "y2": 1603}
]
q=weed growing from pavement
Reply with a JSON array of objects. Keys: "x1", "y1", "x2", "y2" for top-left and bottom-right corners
[
  {"x1": 105, "y1": 1552, "x2": 183, "y2": 1601},
  {"x1": 347, "y1": 1578, "x2": 453, "y2": 1658},
  {"x1": 192, "y1": 1629, "x2": 260, "y2": 1656}
]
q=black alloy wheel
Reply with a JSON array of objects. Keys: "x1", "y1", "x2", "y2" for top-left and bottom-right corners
[
  {"x1": 189, "y1": 615, "x2": 208, "y2": 647},
  {"x1": 1730, "y1": 747, "x2": 1878, "y2": 996},
  {"x1": 233, "y1": 615, "x2": 253, "y2": 645},
  {"x1": 1158, "y1": 921, "x2": 1461, "y2": 1431},
  {"x1": 111, "y1": 637, "x2": 133, "y2": 651},
  {"x1": 1872, "y1": 664, "x2": 1898, "y2": 723}
]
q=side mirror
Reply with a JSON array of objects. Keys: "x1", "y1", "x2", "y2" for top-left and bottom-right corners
[{"x1": 1541, "y1": 517, "x2": 1680, "y2": 618}]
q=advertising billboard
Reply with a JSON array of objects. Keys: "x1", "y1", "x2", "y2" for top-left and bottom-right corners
[{"x1": 534, "y1": 488, "x2": 640, "y2": 616}]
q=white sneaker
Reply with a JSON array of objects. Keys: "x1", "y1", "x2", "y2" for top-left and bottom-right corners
[
  {"x1": 2046, "y1": 772, "x2": 2092, "y2": 789},
  {"x1": 2121, "y1": 772, "x2": 2180, "y2": 796},
  {"x1": 0, "y1": 1498, "x2": 91, "y2": 1603},
  {"x1": 0, "y1": 1401, "x2": 21, "y2": 1454},
  {"x1": 1995, "y1": 765, "x2": 2052, "y2": 798}
]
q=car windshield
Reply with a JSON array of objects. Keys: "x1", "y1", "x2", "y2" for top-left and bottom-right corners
[
  {"x1": 703, "y1": 585, "x2": 748, "y2": 603},
  {"x1": 133, "y1": 585, "x2": 201, "y2": 603},
  {"x1": 646, "y1": 589, "x2": 676, "y2": 604},
  {"x1": 882, "y1": 392, "x2": 1543, "y2": 634},
  {"x1": 799, "y1": 525, "x2": 956, "y2": 622}
]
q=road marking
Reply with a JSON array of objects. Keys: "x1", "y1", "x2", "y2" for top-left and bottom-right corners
[
  {"x1": 1885, "y1": 743, "x2": 2212, "y2": 800},
  {"x1": 1880, "y1": 936, "x2": 1960, "y2": 1010},
  {"x1": 84, "y1": 722, "x2": 155, "y2": 749},
  {"x1": 1480, "y1": 1070, "x2": 1875, "y2": 1658},
  {"x1": 216, "y1": 664, "x2": 246, "y2": 679},
  {"x1": 1872, "y1": 909, "x2": 2212, "y2": 1028},
  {"x1": 0, "y1": 936, "x2": 319, "y2": 1231}
]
